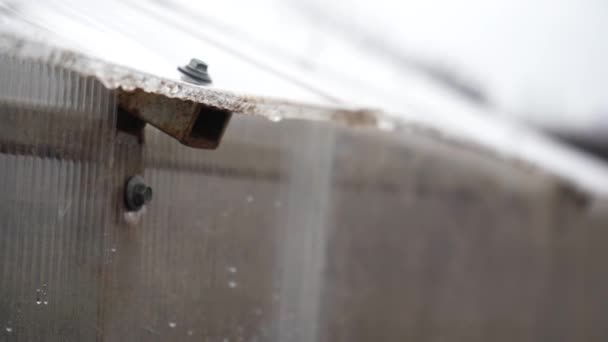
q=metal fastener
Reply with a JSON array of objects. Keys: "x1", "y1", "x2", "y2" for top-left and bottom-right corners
[
  {"x1": 178, "y1": 58, "x2": 212, "y2": 85},
  {"x1": 125, "y1": 175, "x2": 153, "y2": 211}
]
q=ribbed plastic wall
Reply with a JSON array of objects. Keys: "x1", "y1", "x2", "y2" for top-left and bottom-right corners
[
  {"x1": 0, "y1": 56, "x2": 116, "y2": 340},
  {"x1": 1, "y1": 56, "x2": 608, "y2": 342}
]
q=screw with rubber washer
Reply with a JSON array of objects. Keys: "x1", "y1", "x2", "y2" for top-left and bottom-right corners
[
  {"x1": 178, "y1": 58, "x2": 212, "y2": 85},
  {"x1": 125, "y1": 175, "x2": 153, "y2": 211}
]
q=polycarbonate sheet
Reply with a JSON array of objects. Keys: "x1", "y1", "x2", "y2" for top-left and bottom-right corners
[
  {"x1": 2, "y1": 56, "x2": 608, "y2": 342},
  {"x1": 0, "y1": 56, "x2": 116, "y2": 340}
]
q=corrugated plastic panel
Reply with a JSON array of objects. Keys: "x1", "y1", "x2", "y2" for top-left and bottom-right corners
[
  {"x1": 0, "y1": 55, "x2": 116, "y2": 340},
  {"x1": 2, "y1": 57, "x2": 608, "y2": 341}
]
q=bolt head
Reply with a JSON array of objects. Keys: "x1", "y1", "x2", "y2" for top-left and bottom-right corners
[
  {"x1": 178, "y1": 58, "x2": 212, "y2": 85},
  {"x1": 125, "y1": 175, "x2": 153, "y2": 211},
  {"x1": 132, "y1": 184, "x2": 152, "y2": 207},
  {"x1": 187, "y1": 58, "x2": 208, "y2": 72}
]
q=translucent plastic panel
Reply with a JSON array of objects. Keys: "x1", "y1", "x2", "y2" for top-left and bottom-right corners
[
  {"x1": 0, "y1": 56, "x2": 116, "y2": 340},
  {"x1": 1, "y1": 57, "x2": 608, "y2": 342}
]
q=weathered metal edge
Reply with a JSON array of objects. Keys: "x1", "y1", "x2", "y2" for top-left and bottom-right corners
[
  {"x1": 0, "y1": 33, "x2": 380, "y2": 125},
  {"x1": 2, "y1": 32, "x2": 608, "y2": 199}
]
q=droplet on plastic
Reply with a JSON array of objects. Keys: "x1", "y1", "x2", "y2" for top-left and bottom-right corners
[
  {"x1": 5, "y1": 327, "x2": 13, "y2": 333},
  {"x1": 227, "y1": 266, "x2": 237, "y2": 273},
  {"x1": 377, "y1": 117, "x2": 396, "y2": 131},
  {"x1": 246, "y1": 195, "x2": 254, "y2": 203},
  {"x1": 228, "y1": 281, "x2": 238, "y2": 288},
  {"x1": 124, "y1": 208, "x2": 145, "y2": 226},
  {"x1": 169, "y1": 321, "x2": 177, "y2": 328},
  {"x1": 268, "y1": 115, "x2": 282, "y2": 123}
]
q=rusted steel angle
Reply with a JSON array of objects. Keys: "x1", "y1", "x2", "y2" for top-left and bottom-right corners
[{"x1": 118, "y1": 89, "x2": 232, "y2": 149}]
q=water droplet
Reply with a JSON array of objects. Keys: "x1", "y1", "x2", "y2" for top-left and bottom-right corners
[
  {"x1": 36, "y1": 299, "x2": 42, "y2": 305},
  {"x1": 227, "y1": 266, "x2": 237, "y2": 273},
  {"x1": 110, "y1": 248, "x2": 117, "y2": 253},
  {"x1": 168, "y1": 321, "x2": 177, "y2": 328},
  {"x1": 228, "y1": 281, "x2": 238, "y2": 288},
  {"x1": 268, "y1": 114, "x2": 282, "y2": 123},
  {"x1": 5, "y1": 327, "x2": 12, "y2": 333},
  {"x1": 377, "y1": 118, "x2": 396, "y2": 131},
  {"x1": 171, "y1": 85, "x2": 181, "y2": 95},
  {"x1": 187, "y1": 330, "x2": 194, "y2": 336},
  {"x1": 43, "y1": 301, "x2": 48, "y2": 305},
  {"x1": 246, "y1": 195, "x2": 254, "y2": 203},
  {"x1": 121, "y1": 84, "x2": 137, "y2": 91},
  {"x1": 124, "y1": 208, "x2": 146, "y2": 226},
  {"x1": 36, "y1": 289, "x2": 41, "y2": 293}
]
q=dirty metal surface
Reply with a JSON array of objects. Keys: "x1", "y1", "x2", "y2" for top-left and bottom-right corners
[
  {"x1": 0, "y1": 33, "x2": 363, "y2": 124},
  {"x1": 1, "y1": 32, "x2": 608, "y2": 199},
  {"x1": 118, "y1": 90, "x2": 232, "y2": 149}
]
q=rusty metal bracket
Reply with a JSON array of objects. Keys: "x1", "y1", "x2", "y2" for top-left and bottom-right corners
[{"x1": 118, "y1": 89, "x2": 232, "y2": 149}]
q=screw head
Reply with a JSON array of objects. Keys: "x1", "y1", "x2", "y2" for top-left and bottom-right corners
[
  {"x1": 125, "y1": 175, "x2": 153, "y2": 211},
  {"x1": 187, "y1": 58, "x2": 208, "y2": 72},
  {"x1": 178, "y1": 58, "x2": 212, "y2": 85}
]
